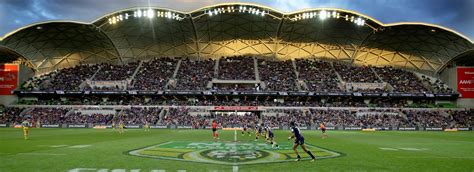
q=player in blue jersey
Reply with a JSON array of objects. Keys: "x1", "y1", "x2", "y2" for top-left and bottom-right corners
[
  {"x1": 242, "y1": 123, "x2": 251, "y2": 136},
  {"x1": 264, "y1": 126, "x2": 279, "y2": 149},
  {"x1": 288, "y1": 121, "x2": 315, "y2": 162},
  {"x1": 255, "y1": 123, "x2": 263, "y2": 141}
]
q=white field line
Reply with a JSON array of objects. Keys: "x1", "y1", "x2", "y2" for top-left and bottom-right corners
[
  {"x1": 395, "y1": 156, "x2": 474, "y2": 159},
  {"x1": 233, "y1": 165, "x2": 239, "y2": 172},
  {"x1": 234, "y1": 129, "x2": 237, "y2": 142},
  {"x1": 17, "y1": 153, "x2": 65, "y2": 156}
]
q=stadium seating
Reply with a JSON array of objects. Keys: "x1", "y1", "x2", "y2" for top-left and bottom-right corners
[
  {"x1": 93, "y1": 62, "x2": 139, "y2": 81},
  {"x1": 218, "y1": 56, "x2": 255, "y2": 80},
  {"x1": 174, "y1": 58, "x2": 215, "y2": 90},
  {"x1": 131, "y1": 58, "x2": 177, "y2": 90},
  {"x1": 49, "y1": 65, "x2": 100, "y2": 90},
  {"x1": 421, "y1": 76, "x2": 454, "y2": 94},
  {"x1": 333, "y1": 63, "x2": 380, "y2": 83},
  {"x1": 373, "y1": 66, "x2": 429, "y2": 93},
  {"x1": 2, "y1": 107, "x2": 471, "y2": 129},
  {"x1": 17, "y1": 56, "x2": 458, "y2": 95},
  {"x1": 258, "y1": 59, "x2": 297, "y2": 91},
  {"x1": 295, "y1": 59, "x2": 342, "y2": 92}
]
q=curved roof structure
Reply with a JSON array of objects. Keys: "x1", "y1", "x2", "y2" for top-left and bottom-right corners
[
  {"x1": 0, "y1": 21, "x2": 120, "y2": 73},
  {"x1": 1, "y1": 3, "x2": 472, "y2": 75}
]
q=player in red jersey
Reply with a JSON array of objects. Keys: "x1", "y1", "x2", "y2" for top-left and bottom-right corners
[
  {"x1": 320, "y1": 123, "x2": 328, "y2": 139},
  {"x1": 212, "y1": 120, "x2": 219, "y2": 142}
]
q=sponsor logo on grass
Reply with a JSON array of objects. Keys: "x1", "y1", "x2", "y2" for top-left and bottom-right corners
[{"x1": 129, "y1": 141, "x2": 341, "y2": 165}]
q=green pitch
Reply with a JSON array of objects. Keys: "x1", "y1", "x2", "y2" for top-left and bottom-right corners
[{"x1": 0, "y1": 129, "x2": 473, "y2": 172}]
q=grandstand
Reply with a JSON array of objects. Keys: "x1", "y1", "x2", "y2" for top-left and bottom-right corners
[
  {"x1": 0, "y1": 1, "x2": 471, "y2": 131},
  {"x1": 0, "y1": 2, "x2": 473, "y2": 172}
]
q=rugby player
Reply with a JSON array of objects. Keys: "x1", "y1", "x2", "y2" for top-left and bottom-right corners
[
  {"x1": 118, "y1": 120, "x2": 125, "y2": 134},
  {"x1": 212, "y1": 120, "x2": 219, "y2": 142},
  {"x1": 288, "y1": 121, "x2": 316, "y2": 162},
  {"x1": 144, "y1": 120, "x2": 150, "y2": 132},
  {"x1": 255, "y1": 123, "x2": 263, "y2": 141},
  {"x1": 264, "y1": 125, "x2": 279, "y2": 149},
  {"x1": 320, "y1": 122, "x2": 327, "y2": 139},
  {"x1": 242, "y1": 123, "x2": 251, "y2": 136},
  {"x1": 21, "y1": 119, "x2": 30, "y2": 140}
]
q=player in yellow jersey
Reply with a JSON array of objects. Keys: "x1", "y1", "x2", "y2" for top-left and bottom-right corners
[
  {"x1": 144, "y1": 120, "x2": 150, "y2": 132},
  {"x1": 118, "y1": 120, "x2": 125, "y2": 134},
  {"x1": 21, "y1": 119, "x2": 30, "y2": 140}
]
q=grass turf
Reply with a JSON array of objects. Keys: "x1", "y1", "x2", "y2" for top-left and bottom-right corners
[{"x1": 0, "y1": 128, "x2": 473, "y2": 172}]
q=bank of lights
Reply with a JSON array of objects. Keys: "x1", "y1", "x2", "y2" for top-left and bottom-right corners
[
  {"x1": 293, "y1": 10, "x2": 365, "y2": 26},
  {"x1": 108, "y1": 9, "x2": 184, "y2": 25},
  {"x1": 206, "y1": 6, "x2": 266, "y2": 16}
]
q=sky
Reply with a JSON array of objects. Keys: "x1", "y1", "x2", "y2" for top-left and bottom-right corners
[{"x1": 1, "y1": 0, "x2": 473, "y2": 41}]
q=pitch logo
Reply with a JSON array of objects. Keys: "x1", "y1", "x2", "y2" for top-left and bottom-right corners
[{"x1": 129, "y1": 141, "x2": 340, "y2": 165}]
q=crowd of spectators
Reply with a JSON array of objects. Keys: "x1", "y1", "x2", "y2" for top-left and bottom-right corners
[
  {"x1": 93, "y1": 62, "x2": 139, "y2": 81},
  {"x1": 0, "y1": 107, "x2": 23, "y2": 124},
  {"x1": 421, "y1": 76, "x2": 454, "y2": 94},
  {"x1": 47, "y1": 64, "x2": 100, "y2": 91},
  {"x1": 18, "y1": 56, "x2": 458, "y2": 95},
  {"x1": 20, "y1": 71, "x2": 57, "y2": 90},
  {"x1": 174, "y1": 59, "x2": 215, "y2": 90},
  {"x1": 404, "y1": 110, "x2": 450, "y2": 128},
  {"x1": 27, "y1": 108, "x2": 70, "y2": 125},
  {"x1": 218, "y1": 56, "x2": 255, "y2": 80},
  {"x1": 116, "y1": 107, "x2": 161, "y2": 125},
  {"x1": 15, "y1": 96, "x2": 443, "y2": 108},
  {"x1": 131, "y1": 58, "x2": 177, "y2": 90},
  {"x1": 65, "y1": 113, "x2": 113, "y2": 124},
  {"x1": 296, "y1": 59, "x2": 341, "y2": 92},
  {"x1": 0, "y1": 107, "x2": 471, "y2": 129},
  {"x1": 447, "y1": 110, "x2": 473, "y2": 128},
  {"x1": 258, "y1": 59, "x2": 297, "y2": 91},
  {"x1": 333, "y1": 63, "x2": 380, "y2": 83},
  {"x1": 374, "y1": 66, "x2": 429, "y2": 93}
]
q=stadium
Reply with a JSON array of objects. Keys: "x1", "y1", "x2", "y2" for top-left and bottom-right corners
[{"x1": 0, "y1": 2, "x2": 473, "y2": 172}]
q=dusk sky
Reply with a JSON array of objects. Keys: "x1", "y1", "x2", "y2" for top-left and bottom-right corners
[{"x1": 1, "y1": 0, "x2": 473, "y2": 41}]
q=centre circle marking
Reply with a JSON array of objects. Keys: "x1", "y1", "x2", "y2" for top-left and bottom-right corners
[{"x1": 129, "y1": 141, "x2": 341, "y2": 165}]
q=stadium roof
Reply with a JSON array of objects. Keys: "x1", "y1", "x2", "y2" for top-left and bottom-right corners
[{"x1": 1, "y1": 3, "x2": 472, "y2": 74}]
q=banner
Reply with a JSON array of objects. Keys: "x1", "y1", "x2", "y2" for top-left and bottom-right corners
[
  {"x1": 68, "y1": 124, "x2": 86, "y2": 128},
  {"x1": 0, "y1": 64, "x2": 18, "y2": 95},
  {"x1": 398, "y1": 127, "x2": 416, "y2": 131},
  {"x1": 457, "y1": 67, "x2": 474, "y2": 98},
  {"x1": 41, "y1": 124, "x2": 60, "y2": 128},
  {"x1": 425, "y1": 127, "x2": 443, "y2": 131},
  {"x1": 344, "y1": 127, "x2": 362, "y2": 130},
  {"x1": 125, "y1": 125, "x2": 140, "y2": 129},
  {"x1": 213, "y1": 106, "x2": 258, "y2": 111},
  {"x1": 0, "y1": 124, "x2": 7, "y2": 127}
]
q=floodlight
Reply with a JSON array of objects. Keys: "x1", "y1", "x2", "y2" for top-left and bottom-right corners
[
  {"x1": 147, "y1": 9, "x2": 154, "y2": 18},
  {"x1": 137, "y1": 10, "x2": 142, "y2": 17},
  {"x1": 319, "y1": 10, "x2": 327, "y2": 20}
]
